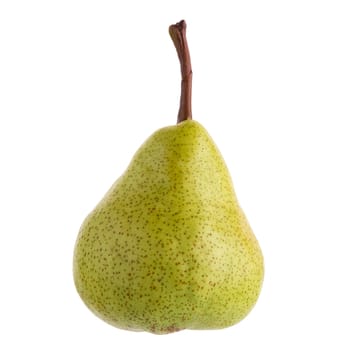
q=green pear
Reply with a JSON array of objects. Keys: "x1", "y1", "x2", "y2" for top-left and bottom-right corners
[{"x1": 73, "y1": 20, "x2": 264, "y2": 335}]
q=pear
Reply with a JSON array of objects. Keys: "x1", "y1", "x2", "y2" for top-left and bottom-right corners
[{"x1": 73, "y1": 20, "x2": 264, "y2": 334}]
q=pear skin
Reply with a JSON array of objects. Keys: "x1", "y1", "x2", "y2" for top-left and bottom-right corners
[{"x1": 74, "y1": 120, "x2": 264, "y2": 334}]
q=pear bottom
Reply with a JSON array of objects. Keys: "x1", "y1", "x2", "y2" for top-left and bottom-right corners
[{"x1": 74, "y1": 207, "x2": 263, "y2": 334}]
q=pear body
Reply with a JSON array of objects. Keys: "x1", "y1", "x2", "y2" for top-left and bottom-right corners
[{"x1": 73, "y1": 120, "x2": 263, "y2": 334}]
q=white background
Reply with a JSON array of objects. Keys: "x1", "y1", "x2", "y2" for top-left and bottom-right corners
[{"x1": 1, "y1": 1, "x2": 350, "y2": 349}]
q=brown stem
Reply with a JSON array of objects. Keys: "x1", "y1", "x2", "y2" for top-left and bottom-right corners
[{"x1": 169, "y1": 20, "x2": 193, "y2": 124}]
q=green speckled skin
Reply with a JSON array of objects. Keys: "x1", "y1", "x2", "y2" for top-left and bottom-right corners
[{"x1": 73, "y1": 120, "x2": 264, "y2": 334}]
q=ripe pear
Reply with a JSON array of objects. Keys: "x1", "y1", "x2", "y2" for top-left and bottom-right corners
[{"x1": 73, "y1": 20, "x2": 264, "y2": 334}]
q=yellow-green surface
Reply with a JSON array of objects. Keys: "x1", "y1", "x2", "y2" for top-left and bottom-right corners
[{"x1": 73, "y1": 120, "x2": 264, "y2": 334}]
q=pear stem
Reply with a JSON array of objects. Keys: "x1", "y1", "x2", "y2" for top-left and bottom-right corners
[{"x1": 169, "y1": 20, "x2": 193, "y2": 124}]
